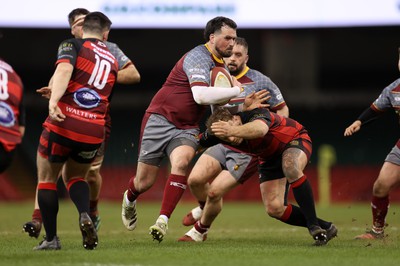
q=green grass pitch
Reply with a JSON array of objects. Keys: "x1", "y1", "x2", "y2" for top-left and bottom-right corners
[{"x1": 1, "y1": 200, "x2": 400, "y2": 266}]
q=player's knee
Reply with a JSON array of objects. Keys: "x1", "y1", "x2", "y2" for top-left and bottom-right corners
[
  {"x1": 282, "y1": 166, "x2": 301, "y2": 181},
  {"x1": 171, "y1": 159, "x2": 190, "y2": 174},
  {"x1": 264, "y1": 200, "x2": 285, "y2": 218},
  {"x1": 187, "y1": 174, "x2": 206, "y2": 188},
  {"x1": 372, "y1": 179, "x2": 391, "y2": 197},
  {"x1": 207, "y1": 189, "x2": 223, "y2": 202},
  {"x1": 86, "y1": 169, "x2": 99, "y2": 183}
]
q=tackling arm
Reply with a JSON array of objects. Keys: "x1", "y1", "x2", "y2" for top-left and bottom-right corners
[{"x1": 211, "y1": 119, "x2": 268, "y2": 139}]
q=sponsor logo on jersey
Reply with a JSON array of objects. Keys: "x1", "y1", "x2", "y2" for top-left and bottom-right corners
[
  {"x1": 58, "y1": 42, "x2": 73, "y2": 55},
  {"x1": 73, "y1": 88, "x2": 101, "y2": 109},
  {"x1": 188, "y1": 68, "x2": 206, "y2": 74},
  {"x1": 0, "y1": 102, "x2": 15, "y2": 127},
  {"x1": 190, "y1": 74, "x2": 206, "y2": 81},
  {"x1": 78, "y1": 150, "x2": 98, "y2": 159}
]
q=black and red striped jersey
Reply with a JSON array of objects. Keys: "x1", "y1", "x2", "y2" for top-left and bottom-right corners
[
  {"x1": 228, "y1": 108, "x2": 311, "y2": 160},
  {"x1": 44, "y1": 38, "x2": 118, "y2": 144},
  {"x1": 0, "y1": 58, "x2": 25, "y2": 152}
]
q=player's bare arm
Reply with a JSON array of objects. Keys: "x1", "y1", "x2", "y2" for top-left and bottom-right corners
[
  {"x1": 116, "y1": 64, "x2": 140, "y2": 84},
  {"x1": 48, "y1": 63, "x2": 72, "y2": 122},
  {"x1": 276, "y1": 105, "x2": 289, "y2": 117},
  {"x1": 211, "y1": 119, "x2": 268, "y2": 139}
]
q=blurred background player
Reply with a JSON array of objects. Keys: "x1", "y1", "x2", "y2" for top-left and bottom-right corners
[
  {"x1": 121, "y1": 16, "x2": 243, "y2": 242},
  {"x1": 33, "y1": 11, "x2": 118, "y2": 250},
  {"x1": 0, "y1": 58, "x2": 25, "y2": 173},
  {"x1": 344, "y1": 50, "x2": 400, "y2": 239},
  {"x1": 180, "y1": 38, "x2": 337, "y2": 244},
  {"x1": 23, "y1": 7, "x2": 140, "y2": 238}
]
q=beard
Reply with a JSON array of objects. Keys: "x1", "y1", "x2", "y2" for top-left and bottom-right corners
[
  {"x1": 216, "y1": 46, "x2": 233, "y2": 58},
  {"x1": 227, "y1": 63, "x2": 243, "y2": 76}
]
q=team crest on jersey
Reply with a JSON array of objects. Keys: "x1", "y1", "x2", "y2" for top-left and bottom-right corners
[
  {"x1": 73, "y1": 88, "x2": 101, "y2": 109},
  {"x1": 0, "y1": 102, "x2": 15, "y2": 127}
]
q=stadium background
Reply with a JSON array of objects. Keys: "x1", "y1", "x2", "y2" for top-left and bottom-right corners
[{"x1": 1, "y1": 26, "x2": 400, "y2": 202}]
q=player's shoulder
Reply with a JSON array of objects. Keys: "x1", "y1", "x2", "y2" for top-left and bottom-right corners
[
  {"x1": 385, "y1": 77, "x2": 400, "y2": 91},
  {"x1": 183, "y1": 45, "x2": 214, "y2": 69},
  {"x1": 241, "y1": 108, "x2": 270, "y2": 122},
  {"x1": 246, "y1": 68, "x2": 270, "y2": 82},
  {"x1": 104, "y1": 41, "x2": 119, "y2": 49},
  {"x1": 57, "y1": 38, "x2": 81, "y2": 54},
  {"x1": 186, "y1": 45, "x2": 210, "y2": 59}
]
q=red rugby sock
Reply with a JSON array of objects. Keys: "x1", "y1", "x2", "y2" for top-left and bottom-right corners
[{"x1": 160, "y1": 174, "x2": 187, "y2": 218}]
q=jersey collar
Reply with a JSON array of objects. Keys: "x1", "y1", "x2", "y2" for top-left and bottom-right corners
[
  {"x1": 235, "y1": 66, "x2": 250, "y2": 79},
  {"x1": 204, "y1": 44, "x2": 224, "y2": 64}
]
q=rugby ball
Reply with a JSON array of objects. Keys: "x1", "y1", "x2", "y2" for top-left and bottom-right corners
[{"x1": 210, "y1": 66, "x2": 233, "y2": 88}]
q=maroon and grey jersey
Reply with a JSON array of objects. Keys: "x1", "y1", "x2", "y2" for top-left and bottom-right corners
[
  {"x1": 236, "y1": 67, "x2": 286, "y2": 112},
  {"x1": 146, "y1": 44, "x2": 226, "y2": 129},
  {"x1": 44, "y1": 38, "x2": 118, "y2": 144},
  {"x1": 0, "y1": 59, "x2": 25, "y2": 151},
  {"x1": 371, "y1": 78, "x2": 400, "y2": 114},
  {"x1": 370, "y1": 78, "x2": 400, "y2": 148}
]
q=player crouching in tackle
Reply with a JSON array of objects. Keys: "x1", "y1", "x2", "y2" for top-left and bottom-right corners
[{"x1": 179, "y1": 107, "x2": 336, "y2": 246}]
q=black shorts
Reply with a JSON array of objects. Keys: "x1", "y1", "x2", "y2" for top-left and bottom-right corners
[
  {"x1": 38, "y1": 128, "x2": 100, "y2": 164},
  {"x1": 259, "y1": 138, "x2": 312, "y2": 183}
]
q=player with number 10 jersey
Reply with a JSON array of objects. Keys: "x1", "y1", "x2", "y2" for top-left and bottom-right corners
[{"x1": 43, "y1": 38, "x2": 118, "y2": 145}]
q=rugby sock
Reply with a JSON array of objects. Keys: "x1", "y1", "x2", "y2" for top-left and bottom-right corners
[
  {"x1": 90, "y1": 199, "x2": 99, "y2": 216},
  {"x1": 37, "y1": 182, "x2": 58, "y2": 241},
  {"x1": 160, "y1": 174, "x2": 187, "y2": 218},
  {"x1": 32, "y1": 208, "x2": 42, "y2": 223},
  {"x1": 127, "y1": 177, "x2": 141, "y2": 202},
  {"x1": 371, "y1": 195, "x2": 389, "y2": 230},
  {"x1": 67, "y1": 178, "x2": 90, "y2": 214},
  {"x1": 194, "y1": 221, "x2": 210, "y2": 234},
  {"x1": 290, "y1": 175, "x2": 319, "y2": 228},
  {"x1": 279, "y1": 204, "x2": 332, "y2": 229}
]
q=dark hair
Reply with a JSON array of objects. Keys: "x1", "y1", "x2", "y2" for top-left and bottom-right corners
[
  {"x1": 206, "y1": 107, "x2": 234, "y2": 133},
  {"x1": 203, "y1": 16, "x2": 237, "y2": 41},
  {"x1": 235, "y1": 37, "x2": 248, "y2": 50},
  {"x1": 83, "y1": 12, "x2": 112, "y2": 35},
  {"x1": 68, "y1": 8, "x2": 90, "y2": 26}
]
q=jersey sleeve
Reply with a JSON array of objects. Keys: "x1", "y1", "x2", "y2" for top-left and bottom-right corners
[
  {"x1": 55, "y1": 38, "x2": 80, "y2": 66},
  {"x1": 372, "y1": 78, "x2": 400, "y2": 111},
  {"x1": 104, "y1": 41, "x2": 131, "y2": 70},
  {"x1": 241, "y1": 108, "x2": 272, "y2": 126},
  {"x1": 182, "y1": 48, "x2": 213, "y2": 87},
  {"x1": 261, "y1": 75, "x2": 286, "y2": 110}
]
